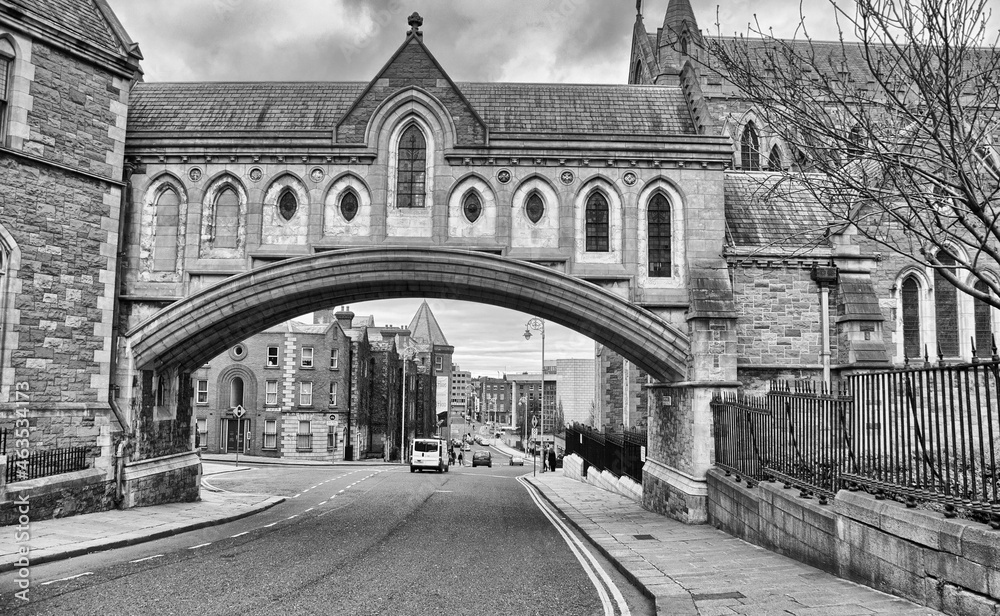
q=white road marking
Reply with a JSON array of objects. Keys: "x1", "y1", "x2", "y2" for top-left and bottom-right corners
[
  {"x1": 292, "y1": 494, "x2": 301, "y2": 498},
  {"x1": 129, "y1": 555, "x2": 164, "y2": 563},
  {"x1": 287, "y1": 515, "x2": 298, "y2": 519},
  {"x1": 262, "y1": 522, "x2": 277, "y2": 528},
  {"x1": 305, "y1": 507, "x2": 314, "y2": 512},
  {"x1": 41, "y1": 572, "x2": 93, "y2": 585},
  {"x1": 187, "y1": 543, "x2": 212, "y2": 550},
  {"x1": 231, "y1": 532, "x2": 249, "y2": 538}
]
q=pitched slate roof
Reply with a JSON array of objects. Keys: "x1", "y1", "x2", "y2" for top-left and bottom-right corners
[
  {"x1": 724, "y1": 172, "x2": 832, "y2": 248},
  {"x1": 408, "y1": 301, "x2": 449, "y2": 347},
  {"x1": 126, "y1": 81, "x2": 695, "y2": 135},
  {"x1": 11, "y1": 0, "x2": 127, "y2": 57}
]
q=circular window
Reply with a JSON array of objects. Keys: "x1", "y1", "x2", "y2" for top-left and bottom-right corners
[
  {"x1": 278, "y1": 190, "x2": 297, "y2": 221},
  {"x1": 496, "y1": 169, "x2": 512, "y2": 184},
  {"x1": 229, "y1": 344, "x2": 247, "y2": 361},
  {"x1": 525, "y1": 192, "x2": 545, "y2": 224},
  {"x1": 463, "y1": 191, "x2": 482, "y2": 223},
  {"x1": 341, "y1": 191, "x2": 359, "y2": 222},
  {"x1": 249, "y1": 168, "x2": 263, "y2": 182}
]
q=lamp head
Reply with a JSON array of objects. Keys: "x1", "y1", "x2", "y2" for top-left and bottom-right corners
[{"x1": 523, "y1": 329, "x2": 531, "y2": 340}]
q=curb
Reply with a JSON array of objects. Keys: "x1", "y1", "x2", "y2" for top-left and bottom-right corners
[
  {"x1": 0, "y1": 495, "x2": 285, "y2": 573},
  {"x1": 524, "y1": 476, "x2": 698, "y2": 616},
  {"x1": 200, "y1": 457, "x2": 397, "y2": 468}
]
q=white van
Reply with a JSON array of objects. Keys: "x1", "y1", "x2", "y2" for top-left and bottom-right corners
[{"x1": 410, "y1": 438, "x2": 449, "y2": 473}]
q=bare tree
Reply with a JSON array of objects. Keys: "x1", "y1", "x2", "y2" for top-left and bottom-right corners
[{"x1": 703, "y1": 0, "x2": 1000, "y2": 307}]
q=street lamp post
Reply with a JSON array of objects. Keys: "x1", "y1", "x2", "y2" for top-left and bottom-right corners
[
  {"x1": 523, "y1": 317, "x2": 545, "y2": 468},
  {"x1": 400, "y1": 346, "x2": 417, "y2": 464}
]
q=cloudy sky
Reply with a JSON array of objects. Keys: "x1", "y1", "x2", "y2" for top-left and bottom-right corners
[{"x1": 103, "y1": 0, "x2": 896, "y2": 376}]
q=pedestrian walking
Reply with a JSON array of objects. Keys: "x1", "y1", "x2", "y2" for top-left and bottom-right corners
[
  {"x1": 458, "y1": 450, "x2": 464, "y2": 466},
  {"x1": 548, "y1": 447, "x2": 557, "y2": 474}
]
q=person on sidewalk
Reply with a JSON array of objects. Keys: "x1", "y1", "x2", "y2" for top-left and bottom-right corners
[
  {"x1": 548, "y1": 447, "x2": 557, "y2": 473},
  {"x1": 458, "y1": 450, "x2": 464, "y2": 466},
  {"x1": 541, "y1": 446, "x2": 547, "y2": 472}
]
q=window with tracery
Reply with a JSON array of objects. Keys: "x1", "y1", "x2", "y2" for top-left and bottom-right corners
[
  {"x1": 463, "y1": 191, "x2": 482, "y2": 223},
  {"x1": 278, "y1": 189, "x2": 297, "y2": 221},
  {"x1": 152, "y1": 187, "x2": 179, "y2": 272},
  {"x1": 767, "y1": 146, "x2": 782, "y2": 171},
  {"x1": 585, "y1": 192, "x2": 609, "y2": 252},
  {"x1": 741, "y1": 122, "x2": 760, "y2": 170},
  {"x1": 934, "y1": 252, "x2": 960, "y2": 357},
  {"x1": 647, "y1": 193, "x2": 672, "y2": 277},
  {"x1": 525, "y1": 192, "x2": 544, "y2": 224},
  {"x1": 397, "y1": 124, "x2": 426, "y2": 208},
  {"x1": 340, "y1": 190, "x2": 359, "y2": 222},
  {"x1": 214, "y1": 186, "x2": 240, "y2": 249},
  {"x1": 901, "y1": 276, "x2": 921, "y2": 360}
]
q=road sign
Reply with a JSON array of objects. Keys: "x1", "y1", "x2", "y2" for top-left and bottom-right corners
[
  {"x1": 233, "y1": 405, "x2": 246, "y2": 418},
  {"x1": 531, "y1": 427, "x2": 538, "y2": 438},
  {"x1": 531, "y1": 415, "x2": 538, "y2": 427}
]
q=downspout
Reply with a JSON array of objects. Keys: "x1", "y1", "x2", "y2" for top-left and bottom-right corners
[
  {"x1": 812, "y1": 265, "x2": 839, "y2": 387},
  {"x1": 109, "y1": 159, "x2": 135, "y2": 507}
]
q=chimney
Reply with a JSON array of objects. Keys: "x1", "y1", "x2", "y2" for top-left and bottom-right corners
[{"x1": 334, "y1": 306, "x2": 355, "y2": 331}]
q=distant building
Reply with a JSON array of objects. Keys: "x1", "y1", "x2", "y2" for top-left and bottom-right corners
[{"x1": 556, "y1": 358, "x2": 595, "y2": 426}]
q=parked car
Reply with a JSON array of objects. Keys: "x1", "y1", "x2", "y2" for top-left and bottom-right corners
[
  {"x1": 472, "y1": 451, "x2": 492, "y2": 468},
  {"x1": 462, "y1": 443, "x2": 471, "y2": 452},
  {"x1": 509, "y1": 455, "x2": 524, "y2": 466}
]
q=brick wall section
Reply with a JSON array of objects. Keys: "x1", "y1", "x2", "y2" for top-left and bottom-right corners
[
  {"x1": 337, "y1": 37, "x2": 486, "y2": 145},
  {"x1": 708, "y1": 469, "x2": 1000, "y2": 616},
  {"x1": 24, "y1": 43, "x2": 119, "y2": 176}
]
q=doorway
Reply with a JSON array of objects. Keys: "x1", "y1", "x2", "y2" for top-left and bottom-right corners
[{"x1": 223, "y1": 418, "x2": 250, "y2": 453}]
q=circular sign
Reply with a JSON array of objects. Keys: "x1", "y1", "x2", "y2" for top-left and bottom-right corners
[{"x1": 531, "y1": 427, "x2": 538, "y2": 438}]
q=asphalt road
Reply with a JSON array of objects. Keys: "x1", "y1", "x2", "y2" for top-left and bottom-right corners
[{"x1": 3, "y1": 445, "x2": 654, "y2": 616}]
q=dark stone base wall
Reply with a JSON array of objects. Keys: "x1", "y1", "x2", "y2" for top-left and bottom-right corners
[
  {"x1": 0, "y1": 469, "x2": 115, "y2": 525},
  {"x1": 642, "y1": 463, "x2": 707, "y2": 524},
  {"x1": 124, "y1": 459, "x2": 200, "y2": 508},
  {"x1": 707, "y1": 468, "x2": 1000, "y2": 616}
]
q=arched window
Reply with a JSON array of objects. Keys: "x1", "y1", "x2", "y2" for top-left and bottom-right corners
[
  {"x1": 214, "y1": 186, "x2": 240, "y2": 249},
  {"x1": 647, "y1": 193, "x2": 672, "y2": 278},
  {"x1": 152, "y1": 186, "x2": 179, "y2": 272},
  {"x1": 0, "y1": 38, "x2": 13, "y2": 143},
  {"x1": 397, "y1": 124, "x2": 426, "y2": 208},
  {"x1": 632, "y1": 60, "x2": 643, "y2": 83},
  {"x1": 901, "y1": 276, "x2": 921, "y2": 360},
  {"x1": 934, "y1": 252, "x2": 960, "y2": 357},
  {"x1": 230, "y1": 376, "x2": 245, "y2": 409},
  {"x1": 767, "y1": 146, "x2": 782, "y2": 171},
  {"x1": 278, "y1": 189, "x2": 297, "y2": 221},
  {"x1": 741, "y1": 122, "x2": 761, "y2": 170},
  {"x1": 525, "y1": 192, "x2": 545, "y2": 224},
  {"x1": 340, "y1": 190, "x2": 359, "y2": 222},
  {"x1": 680, "y1": 35, "x2": 689, "y2": 56},
  {"x1": 585, "y1": 192, "x2": 610, "y2": 252},
  {"x1": 974, "y1": 279, "x2": 993, "y2": 358},
  {"x1": 462, "y1": 191, "x2": 482, "y2": 223}
]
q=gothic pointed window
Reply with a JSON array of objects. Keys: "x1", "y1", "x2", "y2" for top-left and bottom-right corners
[
  {"x1": 214, "y1": 185, "x2": 240, "y2": 249},
  {"x1": 741, "y1": 122, "x2": 760, "y2": 170},
  {"x1": 648, "y1": 193, "x2": 672, "y2": 278},
  {"x1": 901, "y1": 276, "x2": 921, "y2": 359},
  {"x1": 152, "y1": 186, "x2": 179, "y2": 272},
  {"x1": 397, "y1": 124, "x2": 426, "y2": 208},
  {"x1": 463, "y1": 191, "x2": 482, "y2": 223},
  {"x1": 585, "y1": 192, "x2": 610, "y2": 252},
  {"x1": 974, "y1": 280, "x2": 993, "y2": 358},
  {"x1": 340, "y1": 190, "x2": 359, "y2": 222},
  {"x1": 525, "y1": 192, "x2": 544, "y2": 224},
  {"x1": 934, "y1": 252, "x2": 959, "y2": 357},
  {"x1": 278, "y1": 189, "x2": 297, "y2": 221},
  {"x1": 767, "y1": 146, "x2": 782, "y2": 171},
  {"x1": 0, "y1": 38, "x2": 13, "y2": 143}
]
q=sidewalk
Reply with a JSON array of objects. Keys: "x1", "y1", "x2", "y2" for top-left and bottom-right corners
[
  {"x1": 0, "y1": 467, "x2": 284, "y2": 573},
  {"x1": 526, "y1": 471, "x2": 942, "y2": 616}
]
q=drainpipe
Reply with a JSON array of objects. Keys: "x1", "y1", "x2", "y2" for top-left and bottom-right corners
[{"x1": 812, "y1": 265, "x2": 839, "y2": 387}]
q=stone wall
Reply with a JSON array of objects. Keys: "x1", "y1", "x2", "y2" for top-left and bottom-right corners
[
  {"x1": 0, "y1": 468, "x2": 115, "y2": 525},
  {"x1": 121, "y1": 452, "x2": 201, "y2": 508},
  {"x1": 708, "y1": 469, "x2": 1000, "y2": 616}
]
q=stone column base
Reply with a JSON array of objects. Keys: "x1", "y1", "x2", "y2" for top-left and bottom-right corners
[
  {"x1": 642, "y1": 458, "x2": 708, "y2": 524},
  {"x1": 121, "y1": 451, "x2": 201, "y2": 508}
]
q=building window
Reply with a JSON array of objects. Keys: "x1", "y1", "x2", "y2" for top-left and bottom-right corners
[
  {"x1": 230, "y1": 377, "x2": 245, "y2": 408},
  {"x1": 648, "y1": 193, "x2": 672, "y2": 278},
  {"x1": 435, "y1": 356, "x2": 443, "y2": 372},
  {"x1": 934, "y1": 252, "x2": 959, "y2": 357},
  {"x1": 525, "y1": 192, "x2": 545, "y2": 224},
  {"x1": 330, "y1": 348, "x2": 339, "y2": 370},
  {"x1": 278, "y1": 189, "x2": 297, "y2": 221},
  {"x1": 196, "y1": 379, "x2": 208, "y2": 404},
  {"x1": 463, "y1": 191, "x2": 482, "y2": 223},
  {"x1": 196, "y1": 418, "x2": 207, "y2": 449},
  {"x1": 265, "y1": 379, "x2": 278, "y2": 406},
  {"x1": 901, "y1": 276, "x2": 922, "y2": 360},
  {"x1": 152, "y1": 187, "x2": 180, "y2": 272},
  {"x1": 214, "y1": 186, "x2": 240, "y2": 249},
  {"x1": 266, "y1": 346, "x2": 279, "y2": 367},
  {"x1": 585, "y1": 192, "x2": 610, "y2": 252},
  {"x1": 263, "y1": 419, "x2": 277, "y2": 449},
  {"x1": 741, "y1": 122, "x2": 761, "y2": 171},
  {"x1": 767, "y1": 146, "x2": 782, "y2": 171},
  {"x1": 297, "y1": 420, "x2": 312, "y2": 451},
  {"x1": 300, "y1": 382, "x2": 313, "y2": 407},
  {"x1": 974, "y1": 280, "x2": 993, "y2": 358},
  {"x1": 397, "y1": 124, "x2": 427, "y2": 208},
  {"x1": 327, "y1": 424, "x2": 336, "y2": 450},
  {"x1": 330, "y1": 382, "x2": 338, "y2": 406},
  {"x1": 301, "y1": 347, "x2": 314, "y2": 368},
  {"x1": 341, "y1": 190, "x2": 359, "y2": 221},
  {"x1": 0, "y1": 38, "x2": 12, "y2": 143}
]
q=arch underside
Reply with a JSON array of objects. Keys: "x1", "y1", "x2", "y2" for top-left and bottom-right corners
[{"x1": 125, "y1": 248, "x2": 689, "y2": 382}]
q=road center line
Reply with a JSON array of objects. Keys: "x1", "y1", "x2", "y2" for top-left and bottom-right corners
[
  {"x1": 187, "y1": 543, "x2": 212, "y2": 550},
  {"x1": 40, "y1": 572, "x2": 93, "y2": 585},
  {"x1": 129, "y1": 554, "x2": 164, "y2": 563},
  {"x1": 305, "y1": 507, "x2": 314, "y2": 512},
  {"x1": 231, "y1": 531, "x2": 249, "y2": 538},
  {"x1": 262, "y1": 522, "x2": 277, "y2": 528}
]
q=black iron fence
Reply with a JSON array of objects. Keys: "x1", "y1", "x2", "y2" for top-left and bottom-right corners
[
  {"x1": 566, "y1": 423, "x2": 646, "y2": 483},
  {"x1": 712, "y1": 357, "x2": 1000, "y2": 524},
  {"x1": 5, "y1": 447, "x2": 89, "y2": 484},
  {"x1": 0, "y1": 426, "x2": 6, "y2": 455}
]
